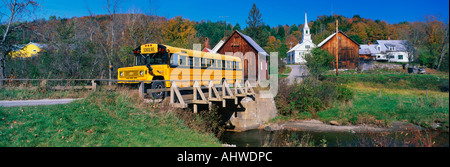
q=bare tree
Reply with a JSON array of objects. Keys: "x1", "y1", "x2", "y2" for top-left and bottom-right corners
[
  {"x1": 105, "y1": 0, "x2": 121, "y2": 85},
  {"x1": 0, "y1": 0, "x2": 39, "y2": 85},
  {"x1": 404, "y1": 22, "x2": 425, "y2": 63},
  {"x1": 437, "y1": 23, "x2": 449, "y2": 71}
]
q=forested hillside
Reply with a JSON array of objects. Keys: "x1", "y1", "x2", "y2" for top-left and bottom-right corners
[{"x1": 1, "y1": 5, "x2": 448, "y2": 80}]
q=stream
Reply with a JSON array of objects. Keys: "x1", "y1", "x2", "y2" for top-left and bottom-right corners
[{"x1": 220, "y1": 129, "x2": 449, "y2": 147}]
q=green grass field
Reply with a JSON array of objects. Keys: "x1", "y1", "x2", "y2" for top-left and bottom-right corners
[{"x1": 0, "y1": 90, "x2": 222, "y2": 147}]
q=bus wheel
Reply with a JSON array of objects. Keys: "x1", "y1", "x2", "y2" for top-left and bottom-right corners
[{"x1": 151, "y1": 81, "x2": 165, "y2": 99}]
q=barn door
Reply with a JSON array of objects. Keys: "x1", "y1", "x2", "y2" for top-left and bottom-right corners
[{"x1": 339, "y1": 47, "x2": 355, "y2": 69}]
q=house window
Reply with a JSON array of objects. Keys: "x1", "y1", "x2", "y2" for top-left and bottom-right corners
[
  {"x1": 398, "y1": 55, "x2": 403, "y2": 60},
  {"x1": 377, "y1": 46, "x2": 380, "y2": 51},
  {"x1": 389, "y1": 47, "x2": 395, "y2": 51},
  {"x1": 305, "y1": 45, "x2": 310, "y2": 49}
]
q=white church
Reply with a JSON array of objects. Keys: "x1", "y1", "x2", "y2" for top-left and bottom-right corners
[{"x1": 287, "y1": 13, "x2": 316, "y2": 64}]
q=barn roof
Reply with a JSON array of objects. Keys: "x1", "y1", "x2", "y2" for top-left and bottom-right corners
[
  {"x1": 219, "y1": 30, "x2": 269, "y2": 56},
  {"x1": 317, "y1": 31, "x2": 360, "y2": 47}
]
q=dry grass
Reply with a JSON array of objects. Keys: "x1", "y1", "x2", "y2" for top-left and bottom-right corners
[{"x1": 349, "y1": 82, "x2": 449, "y2": 99}]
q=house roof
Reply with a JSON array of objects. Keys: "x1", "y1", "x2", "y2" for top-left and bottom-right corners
[
  {"x1": 376, "y1": 40, "x2": 409, "y2": 52},
  {"x1": 359, "y1": 47, "x2": 371, "y2": 55},
  {"x1": 288, "y1": 43, "x2": 301, "y2": 53},
  {"x1": 219, "y1": 30, "x2": 269, "y2": 56},
  {"x1": 287, "y1": 40, "x2": 316, "y2": 53},
  {"x1": 211, "y1": 40, "x2": 224, "y2": 53},
  {"x1": 202, "y1": 47, "x2": 213, "y2": 53},
  {"x1": 317, "y1": 31, "x2": 360, "y2": 47},
  {"x1": 30, "y1": 42, "x2": 48, "y2": 49},
  {"x1": 12, "y1": 42, "x2": 48, "y2": 51},
  {"x1": 359, "y1": 44, "x2": 380, "y2": 55}
]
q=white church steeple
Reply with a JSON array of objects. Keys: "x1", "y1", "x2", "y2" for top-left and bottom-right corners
[{"x1": 302, "y1": 12, "x2": 312, "y2": 43}]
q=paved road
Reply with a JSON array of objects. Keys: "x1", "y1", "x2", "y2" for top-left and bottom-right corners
[
  {"x1": 0, "y1": 98, "x2": 81, "y2": 107},
  {"x1": 286, "y1": 65, "x2": 309, "y2": 85}
]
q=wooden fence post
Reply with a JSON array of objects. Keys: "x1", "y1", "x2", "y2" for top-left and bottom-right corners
[
  {"x1": 139, "y1": 81, "x2": 145, "y2": 99},
  {"x1": 91, "y1": 80, "x2": 96, "y2": 91}
]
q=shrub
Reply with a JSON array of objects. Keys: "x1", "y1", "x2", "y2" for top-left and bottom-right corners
[
  {"x1": 439, "y1": 80, "x2": 449, "y2": 92},
  {"x1": 304, "y1": 48, "x2": 334, "y2": 80},
  {"x1": 275, "y1": 78, "x2": 353, "y2": 117}
]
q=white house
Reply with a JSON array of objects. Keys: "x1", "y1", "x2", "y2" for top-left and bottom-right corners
[
  {"x1": 359, "y1": 40, "x2": 412, "y2": 63},
  {"x1": 287, "y1": 13, "x2": 316, "y2": 64}
]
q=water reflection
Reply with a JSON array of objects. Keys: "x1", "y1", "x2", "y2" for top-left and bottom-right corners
[{"x1": 220, "y1": 130, "x2": 449, "y2": 147}]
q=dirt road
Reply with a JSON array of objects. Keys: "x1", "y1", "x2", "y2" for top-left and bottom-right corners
[
  {"x1": 261, "y1": 119, "x2": 425, "y2": 133},
  {"x1": 286, "y1": 65, "x2": 308, "y2": 85},
  {"x1": 0, "y1": 98, "x2": 81, "y2": 107}
]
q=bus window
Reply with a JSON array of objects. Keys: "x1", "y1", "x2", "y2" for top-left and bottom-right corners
[
  {"x1": 179, "y1": 56, "x2": 187, "y2": 66},
  {"x1": 194, "y1": 57, "x2": 200, "y2": 67},
  {"x1": 170, "y1": 53, "x2": 179, "y2": 67},
  {"x1": 216, "y1": 59, "x2": 220, "y2": 68},
  {"x1": 233, "y1": 61, "x2": 236, "y2": 70},
  {"x1": 236, "y1": 62, "x2": 240, "y2": 69},
  {"x1": 222, "y1": 60, "x2": 225, "y2": 69},
  {"x1": 201, "y1": 58, "x2": 207, "y2": 67}
]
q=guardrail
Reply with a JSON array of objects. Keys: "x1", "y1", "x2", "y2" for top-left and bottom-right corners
[{"x1": 0, "y1": 78, "x2": 256, "y2": 113}]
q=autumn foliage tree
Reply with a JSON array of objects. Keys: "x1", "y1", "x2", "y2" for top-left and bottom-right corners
[
  {"x1": 2, "y1": 3, "x2": 449, "y2": 81},
  {"x1": 163, "y1": 16, "x2": 198, "y2": 49}
]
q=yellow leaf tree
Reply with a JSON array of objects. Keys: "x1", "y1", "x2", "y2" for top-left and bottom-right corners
[{"x1": 163, "y1": 16, "x2": 199, "y2": 48}]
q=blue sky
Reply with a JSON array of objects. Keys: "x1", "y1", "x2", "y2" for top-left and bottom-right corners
[{"x1": 36, "y1": 0, "x2": 449, "y2": 26}]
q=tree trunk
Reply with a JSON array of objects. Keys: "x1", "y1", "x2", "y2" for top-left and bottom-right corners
[
  {"x1": 0, "y1": 53, "x2": 5, "y2": 86},
  {"x1": 436, "y1": 43, "x2": 448, "y2": 71}
]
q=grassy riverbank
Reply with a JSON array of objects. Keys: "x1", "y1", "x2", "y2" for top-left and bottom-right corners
[
  {"x1": 274, "y1": 71, "x2": 449, "y2": 130},
  {"x1": 318, "y1": 84, "x2": 449, "y2": 129},
  {"x1": 0, "y1": 90, "x2": 222, "y2": 147}
]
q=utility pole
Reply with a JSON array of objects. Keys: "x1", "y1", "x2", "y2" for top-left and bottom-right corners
[{"x1": 335, "y1": 19, "x2": 339, "y2": 76}]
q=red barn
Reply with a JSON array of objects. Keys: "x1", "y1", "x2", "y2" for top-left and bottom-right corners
[
  {"x1": 216, "y1": 30, "x2": 269, "y2": 84},
  {"x1": 318, "y1": 31, "x2": 360, "y2": 69}
]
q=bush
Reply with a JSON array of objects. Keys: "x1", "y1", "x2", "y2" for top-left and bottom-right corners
[
  {"x1": 439, "y1": 80, "x2": 449, "y2": 92},
  {"x1": 275, "y1": 79, "x2": 353, "y2": 117},
  {"x1": 304, "y1": 48, "x2": 334, "y2": 80}
]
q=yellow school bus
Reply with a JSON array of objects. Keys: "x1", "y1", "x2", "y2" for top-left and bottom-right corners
[{"x1": 118, "y1": 44, "x2": 243, "y2": 98}]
